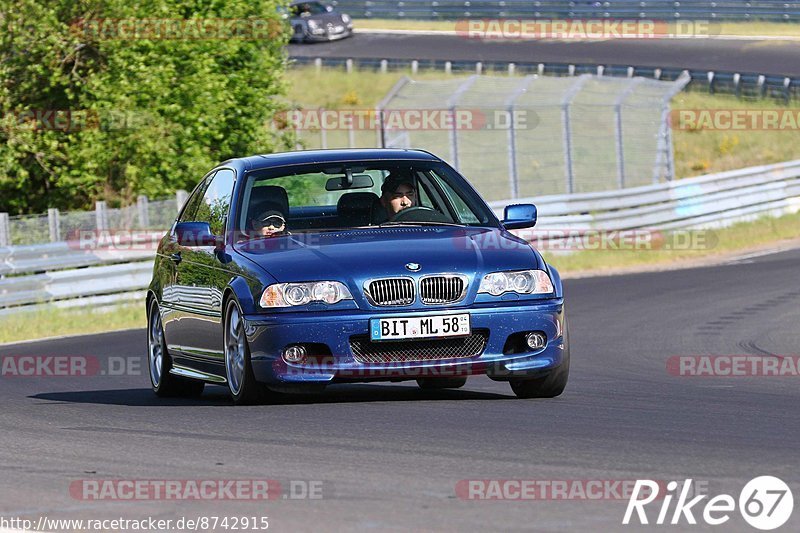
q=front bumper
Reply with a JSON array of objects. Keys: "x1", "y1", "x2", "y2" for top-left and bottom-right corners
[
  {"x1": 244, "y1": 299, "x2": 566, "y2": 386},
  {"x1": 292, "y1": 26, "x2": 353, "y2": 42}
]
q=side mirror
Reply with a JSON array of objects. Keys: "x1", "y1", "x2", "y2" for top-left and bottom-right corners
[
  {"x1": 325, "y1": 4, "x2": 334, "y2": 12},
  {"x1": 502, "y1": 204, "x2": 537, "y2": 230},
  {"x1": 175, "y1": 222, "x2": 221, "y2": 247}
]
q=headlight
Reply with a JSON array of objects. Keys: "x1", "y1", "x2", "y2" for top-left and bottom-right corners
[
  {"x1": 260, "y1": 281, "x2": 353, "y2": 308},
  {"x1": 342, "y1": 14, "x2": 351, "y2": 23},
  {"x1": 478, "y1": 270, "x2": 554, "y2": 296},
  {"x1": 307, "y1": 19, "x2": 319, "y2": 29}
]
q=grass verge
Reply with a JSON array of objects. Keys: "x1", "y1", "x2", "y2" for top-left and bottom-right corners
[
  {"x1": 0, "y1": 302, "x2": 145, "y2": 345},
  {"x1": 355, "y1": 19, "x2": 800, "y2": 38}
]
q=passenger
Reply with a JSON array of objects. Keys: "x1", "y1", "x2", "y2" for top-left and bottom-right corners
[{"x1": 250, "y1": 210, "x2": 286, "y2": 237}]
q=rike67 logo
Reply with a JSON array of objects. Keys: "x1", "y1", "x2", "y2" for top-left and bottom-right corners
[{"x1": 623, "y1": 477, "x2": 793, "y2": 530}]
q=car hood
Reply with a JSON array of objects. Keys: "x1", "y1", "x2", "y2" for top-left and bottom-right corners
[{"x1": 235, "y1": 226, "x2": 544, "y2": 284}]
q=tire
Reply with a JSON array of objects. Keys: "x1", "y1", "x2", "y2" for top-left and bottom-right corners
[
  {"x1": 416, "y1": 377, "x2": 467, "y2": 390},
  {"x1": 148, "y1": 299, "x2": 205, "y2": 397},
  {"x1": 509, "y1": 318, "x2": 570, "y2": 399},
  {"x1": 224, "y1": 298, "x2": 269, "y2": 405}
]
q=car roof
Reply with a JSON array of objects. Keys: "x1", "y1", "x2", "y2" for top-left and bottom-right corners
[{"x1": 221, "y1": 149, "x2": 442, "y2": 172}]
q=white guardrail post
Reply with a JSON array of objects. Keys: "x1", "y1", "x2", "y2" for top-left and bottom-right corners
[
  {"x1": 47, "y1": 208, "x2": 61, "y2": 242},
  {"x1": 95, "y1": 201, "x2": 108, "y2": 231},
  {"x1": 0, "y1": 213, "x2": 9, "y2": 247},
  {"x1": 176, "y1": 190, "x2": 189, "y2": 212},
  {"x1": 137, "y1": 195, "x2": 150, "y2": 229}
]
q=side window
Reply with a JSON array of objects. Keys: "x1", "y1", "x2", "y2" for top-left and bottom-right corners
[
  {"x1": 194, "y1": 168, "x2": 236, "y2": 235},
  {"x1": 430, "y1": 172, "x2": 481, "y2": 224},
  {"x1": 178, "y1": 175, "x2": 212, "y2": 224}
]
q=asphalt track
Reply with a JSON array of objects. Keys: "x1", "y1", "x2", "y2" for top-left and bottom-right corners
[
  {"x1": 288, "y1": 32, "x2": 800, "y2": 77},
  {"x1": 1, "y1": 247, "x2": 799, "y2": 531}
]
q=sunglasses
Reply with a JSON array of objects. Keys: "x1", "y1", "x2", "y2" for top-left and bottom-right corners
[{"x1": 256, "y1": 215, "x2": 285, "y2": 228}]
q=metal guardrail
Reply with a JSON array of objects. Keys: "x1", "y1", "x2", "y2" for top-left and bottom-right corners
[
  {"x1": 291, "y1": 56, "x2": 799, "y2": 102},
  {"x1": 332, "y1": 1, "x2": 800, "y2": 21},
  {"x1": 489, "y1": 160, "x2": 800, "y2": 231},
  {"x1": 1, "y1": 160, "x2": 799, "y2": 313},
  {"x1": 0, "y1": 191, "x2": 186, "y2": 247}
]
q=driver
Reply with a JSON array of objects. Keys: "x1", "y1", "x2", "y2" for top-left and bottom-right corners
[{"x1": 380, "y1": 172, "x2": 417, "y2": 219}]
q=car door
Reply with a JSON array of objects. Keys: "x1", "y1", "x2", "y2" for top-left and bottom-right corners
[
  {"x1": 171, "y1": 168, "x2": 236, "y2": 362},
  {"x1": 160, "y1": 175, "x2": 211, "y2": 354}
]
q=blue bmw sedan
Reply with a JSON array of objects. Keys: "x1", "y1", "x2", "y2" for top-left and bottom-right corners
[{"x1": 147, "y1": 149, "x2": 569, "y2": 404}]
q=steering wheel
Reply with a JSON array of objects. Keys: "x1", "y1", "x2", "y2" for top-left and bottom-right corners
[{"x1": 389, "y1": 206, "x2": 451, "y2": 223}]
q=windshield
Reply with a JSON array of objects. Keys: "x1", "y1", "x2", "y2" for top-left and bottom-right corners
[
  {"x1": 290, "y1": 2, "x2": 328, "y2": 16},
  {"x1": 236, "y1": 160, "x2": 496, "y2": 241}
]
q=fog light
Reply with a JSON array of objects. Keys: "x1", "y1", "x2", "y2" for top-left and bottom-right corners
[
  {"x1": 283, "y1": 345, "x2": 307, "y2": 363},
  {"x1": 525, "y1": 332, "x2": 547, "y2": 350}
]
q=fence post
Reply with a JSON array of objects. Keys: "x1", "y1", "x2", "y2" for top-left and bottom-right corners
[
  {"x1": 176, "y1": 190, "x2": 188, "y2": 213},
  {"x1": 784, "y1": 77, "x2": 791, "y2": 104},
  {"x1": 445, "y1": 76, "x2": 479, "y2": 172},
  {"x1": 320, "y1": 108, "x2": 328, "y2": 149},
  {"x1": 47, "y1": 208, "x2": 61, "y2": 242},
  {"x1": 614, "y1": 78, "x2": 645, "y2": 189},
  {"x1": 95, "y1": 201, "x2": 108, "y2": 231},
  {"x1": 348, "y1": 113, "x2": 355, "y2": 148},
  {"x1": 411, "y1": 60, "x2": 418, "y2": 75},
  {"x1": 345, "y1": 58, "x2": 353, "y2": 74},
  {"x1": 560, "y1": 76, "x2": 590, "y2": 194},
  {"x1": 505, "y1": 76, "x2": 537, "y2": 200},
  {"x1": 445, "y1": 61, "x2": 452, "y2": 75},
  {"x1": 0, "y1": 213, "x2": 9, "y2": 246},
  {"x1": 380, "y1": 59, "x2": 388, "y2": 73},
  {"x1": 137, "y1": 195, "x2": 150, "y2": 229},
  {"x1": 314, "y1": 57, "x2": 322, "y2": 72}
]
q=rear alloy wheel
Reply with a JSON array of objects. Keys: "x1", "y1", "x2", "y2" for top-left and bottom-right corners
[
  {"x1": 510, "y1": 318, "x2": 570, "y2": 399},
  {"x1": 148, "y1": 299, "x2": 204, "y2": 397},
  {"x1": 416, "y1": 377, "x2": 467, "y2": 390},
  {"x1": 224, "y1": 299, "x2": 268, "y2": 405}
]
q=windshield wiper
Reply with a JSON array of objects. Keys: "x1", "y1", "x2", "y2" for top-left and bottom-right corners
[{"x1": 379, "y1": 221, "x2": 465, "y2": 227}]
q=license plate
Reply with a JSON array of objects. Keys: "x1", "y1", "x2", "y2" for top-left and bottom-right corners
[{"x1": 370, "y1": 314, "x2": 471, "y2": 341}]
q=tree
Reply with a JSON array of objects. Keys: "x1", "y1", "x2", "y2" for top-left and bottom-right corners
[{"x1": 0, "y1": 0, "x2": 292, "y2": 214}]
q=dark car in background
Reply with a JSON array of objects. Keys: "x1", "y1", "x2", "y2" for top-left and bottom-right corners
[{"x1": 285, "y1": 1, "x2": 353, "y2": 42}]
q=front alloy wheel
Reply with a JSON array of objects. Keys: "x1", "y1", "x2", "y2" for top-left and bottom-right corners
[{"x1": 224, "y1": 299, "x2": 268, "y2": 405}]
